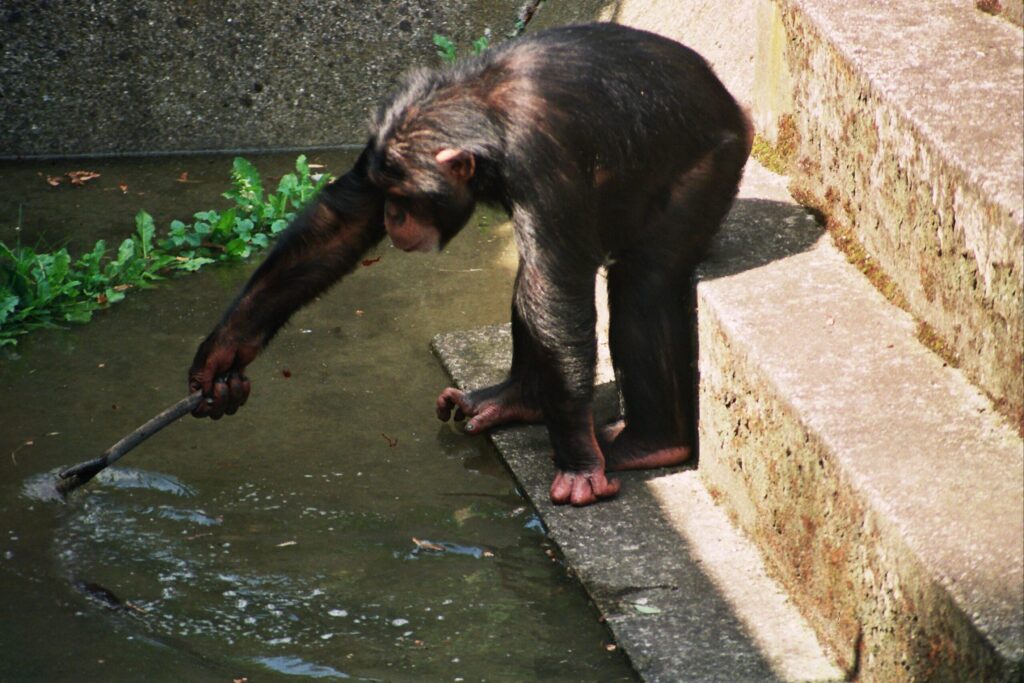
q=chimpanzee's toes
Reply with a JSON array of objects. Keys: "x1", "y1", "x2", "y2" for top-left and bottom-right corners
[
  {"x1": 436, "y1": 387, "x2": 473, "y2": 422},
  {"x1": 464, "y1": 405, "x2": 505, "y2": 433},
  {"x1": 549, "y1": 470, "x2": 620, "y2": 506}
]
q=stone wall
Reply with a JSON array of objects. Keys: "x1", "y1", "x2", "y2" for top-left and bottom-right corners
[{"x1": 0, "y1": 1, "x2": 605, "y2": 157}]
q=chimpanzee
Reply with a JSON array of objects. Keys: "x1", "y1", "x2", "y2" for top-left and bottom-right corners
[{"x1": 189, "y1": 23, "x2": 752, "y2": 506}]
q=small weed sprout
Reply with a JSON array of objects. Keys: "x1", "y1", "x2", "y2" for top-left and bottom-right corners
[{"x1": 433, "y1": 30, "x2": 491, "y2": 64}]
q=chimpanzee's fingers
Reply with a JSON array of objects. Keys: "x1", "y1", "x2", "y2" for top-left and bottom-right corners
[
  {"x1": 208, "y1": 378, "x2": 229, "y2": 420},
  {"x1": 223, "y1": 372, "x2": 249, "y2": 416}
]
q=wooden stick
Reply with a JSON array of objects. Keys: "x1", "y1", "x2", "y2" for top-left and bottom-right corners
[{"x1": 56, "y1": 391, "x2": 203, "y2": 497}]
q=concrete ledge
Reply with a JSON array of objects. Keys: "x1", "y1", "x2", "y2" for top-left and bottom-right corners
[
  {"x1": 432, "y1": 328, "x2": 841, "y2": 682},
  {"x1": 698, "y1": 162, "x2": 1024, "y2": 680},
  {"x1": 774, "y1": 0, "x2": 1024, "y2": 428}
]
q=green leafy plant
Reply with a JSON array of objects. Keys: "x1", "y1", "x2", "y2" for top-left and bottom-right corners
[{"x1": 0, "y1": 155, "x2": 331, "y2": 347}]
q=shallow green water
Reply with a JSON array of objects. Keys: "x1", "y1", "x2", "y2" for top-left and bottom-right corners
[{"x1": 0, "y1": 152, "x2": 635, "y2": 682}]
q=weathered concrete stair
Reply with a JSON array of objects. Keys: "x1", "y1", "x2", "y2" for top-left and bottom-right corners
[
  {"x1": 610, "y1": 1, "x2": 1023, "y2": 677},
  {"x1": 697, "y1": 161, "x2": 1024, "y2": 680},
  {"x1": 767, "y1": 0, "x2": 1024, "y2": 431}
]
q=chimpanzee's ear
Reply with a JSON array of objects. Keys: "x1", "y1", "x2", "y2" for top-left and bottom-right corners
[{"x1": 435, "y1": 148, "x2": 475, "y2": 183}]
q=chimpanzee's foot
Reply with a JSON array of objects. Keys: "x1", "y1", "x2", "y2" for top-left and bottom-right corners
[
  {"x1": 435, "y1": 383, "x2": 543, "y2": 434},
  {"x1": 550, "y1": 469, "x2": 621, "y2": 506},
  {"x1": 599, "y1": 420, "x2": 692, "y2": 471}
]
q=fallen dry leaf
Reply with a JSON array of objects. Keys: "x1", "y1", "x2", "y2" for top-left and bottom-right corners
[
  {"x1": 276, "y1": 540, "x2": 297, "y2": 548},
  {"x1": 67, "y1": 170, "x2": 100, "y2": 186},
  {"x1": 177, "y1": 171, "x2": 190, "y2": 182},
  {"x1": 46, "y1": 175, "x2": 62, "y2": 187},
  {"x1": 361, "y1": 256, "x2": 382, "y2": 267},
  {"x1": 381, "y1": 432, "x2": 398, "y2": 447},
  {"x1": 118, "y1": 182, "x2": 128, "y2": 194}
]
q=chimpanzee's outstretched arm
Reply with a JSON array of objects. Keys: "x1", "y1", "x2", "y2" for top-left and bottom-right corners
[{"x1": 189, "y1": 150, "x2": 386, "y2": 419}]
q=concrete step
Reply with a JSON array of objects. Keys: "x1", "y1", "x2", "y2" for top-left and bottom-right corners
[
  {"x1": 612, "y1": 0, "x2": 1023, "y2": 434},
  {"x1": 761, "y1": 0, "x2": 1024, "y2": 431},
  {"x1": 432, "y1": 328, "x2": 842, "y2": 682},
  {"x1": 698, "y1": 160, "x2": 1024, "y2": 680}
]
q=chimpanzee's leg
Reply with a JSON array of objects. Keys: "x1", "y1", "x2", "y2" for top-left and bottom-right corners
[
  {"x1": 436, "y1": 264, "x2": 544, "y2": 432},
  {"x1": 603, "y1": 253, "x2": 695, "y2": 469},
  {"x1": 602, "y1": 133, "x2": 749, "y2": 470}
]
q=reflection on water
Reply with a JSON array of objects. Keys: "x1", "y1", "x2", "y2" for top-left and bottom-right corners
[
  {"x1": 254, "y1": 655, "x2": 353, "y2": 679},
  {"x1": 0, "y1": 152, "x2": 635, "y2": 682}
]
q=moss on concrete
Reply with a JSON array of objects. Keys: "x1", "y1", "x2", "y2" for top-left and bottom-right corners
[{"x1": 751, "y1": 113, "x2": 799, "y2": 175}]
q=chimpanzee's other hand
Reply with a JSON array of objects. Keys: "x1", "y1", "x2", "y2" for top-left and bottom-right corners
[{"x1": 188, "y1": 332, "x2": 259, "y2": 419}]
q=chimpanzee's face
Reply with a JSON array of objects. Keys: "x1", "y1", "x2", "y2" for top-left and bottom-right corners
[
  {"x1": 382, "y1": 195, "x2": 442, "y2": 253},
  {"x1": 372, "y1": 147, "x2": 477, "y2": 253}
]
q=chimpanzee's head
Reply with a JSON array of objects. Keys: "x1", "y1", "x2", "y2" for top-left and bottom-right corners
[
  {"x1": 367, "y1": 143, "x2": 477, "y2": 253},
  {"x1": 367, "y1": 72, "x2": 482, "y2": 253}
]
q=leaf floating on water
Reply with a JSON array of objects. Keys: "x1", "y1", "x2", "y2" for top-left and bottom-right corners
[{"x1": 412, "y1": 537, "x2": 445, "y2": 552}]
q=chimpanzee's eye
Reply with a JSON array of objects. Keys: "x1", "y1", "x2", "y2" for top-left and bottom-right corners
[{"x1": 384, "y1": 200, "x2": 407, "y2": 224}]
